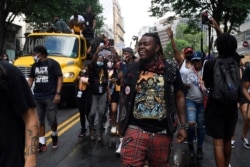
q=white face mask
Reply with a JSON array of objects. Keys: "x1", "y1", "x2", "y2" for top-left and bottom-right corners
[
  {"x1": 33, "y1": 55, "x2": 40, "y2": 63},
  {"x1": 107, "y1": 62, "x2": 113, "y2": 68}
]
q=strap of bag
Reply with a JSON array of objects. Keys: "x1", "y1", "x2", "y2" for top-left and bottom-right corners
[{"x1": 192, "y1": 67, "x2": 206, "y2": 95}]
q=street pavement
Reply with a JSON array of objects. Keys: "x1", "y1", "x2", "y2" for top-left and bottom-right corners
[{"x1": 57, "y1": 110, "x2": 250, "y2": 167}]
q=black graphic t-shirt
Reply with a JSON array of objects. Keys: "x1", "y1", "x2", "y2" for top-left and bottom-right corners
[
  {"x1": 29, "y1": 59, "x2": 62, "y2": 100},
  {"x1": 130, "y1": 71, "x2": 168, "y2": 132}
]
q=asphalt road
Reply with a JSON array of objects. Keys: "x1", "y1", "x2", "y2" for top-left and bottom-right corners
[{"x1": 37, "y1": 108, "x2": 250, "y2": 167}]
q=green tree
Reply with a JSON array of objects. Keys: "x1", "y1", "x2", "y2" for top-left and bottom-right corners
[
  {"x1": 165, "y1": 39, "x2": 189, "y2": 59},
  {"x1": 0, "y1": 0, "x2": 104, "y2": 54},
  {"x1": 164, "y1": 23, "x2": 206, "y2": 59},
  {"x1": 149, "y1": 0, "x2": 250, "y2": 34},
  {"x1": 175, "y1": 23, "x2": 206, "y2": 52},
  {"x1": 24, "y1": 0, "x2": 104, "y2": 32},
  {"x1": 75, "y1": 0, "x2": 105, "y2": 36}
]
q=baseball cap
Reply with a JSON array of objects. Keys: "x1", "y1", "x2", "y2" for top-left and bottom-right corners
[
  {"x1": 122, "y1": 47, "x2": 133, "y2": 54},
  {"x1": 184, "y1": 47, "x2": 193, "y2": 54},
  {"x1": 191, "y1": 51, "x2": 203, "y2": 61}
]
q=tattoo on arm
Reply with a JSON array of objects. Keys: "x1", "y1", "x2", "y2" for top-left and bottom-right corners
[{"x1": 25, "y1": 125, "x2": 39, "y2": 156}]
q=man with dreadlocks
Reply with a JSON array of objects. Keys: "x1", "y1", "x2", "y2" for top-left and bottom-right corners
[{"x1": 118, "y1": 32, "x2": 187, "y2": 167}]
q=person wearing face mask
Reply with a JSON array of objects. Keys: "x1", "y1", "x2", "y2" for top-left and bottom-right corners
[
  {"x1": 106, "y1": 58, "x2": 121, "y2": 135},
  {"x1": 74, "y1": 65, "x2": 92, "y2": 137},
  {"x1": 28, "y1": 45, "x2": 63, "y2": 152},
  {"x1": 88, "y1": 50, "x2": 110, "y2": 141},
  {"x1": 182, "y1": 51, "x2": 206, "y2": 159}
]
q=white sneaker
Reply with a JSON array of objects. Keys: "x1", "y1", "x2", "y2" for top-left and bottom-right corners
[
  {"x1": 231, "y1": 140, "x2": 235, "y2": 149},
  {"x1": 115, "y1": 142, "x2": 122, "y2": 155},
  {"x1": 115, "y1": 138, "x2": 123, "y2": 156},
  {"x1": 241, "y1": 137, "x2": 250, "y2": 149},
  {"x1": 111, "y1": 126, "x2": 117, "y2": 135}
]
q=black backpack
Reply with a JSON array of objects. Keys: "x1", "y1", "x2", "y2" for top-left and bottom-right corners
[{"x1": 211, "y1": 58, "x2": 240, "y2": 103}]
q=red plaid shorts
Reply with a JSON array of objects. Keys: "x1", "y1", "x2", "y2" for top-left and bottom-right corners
[{"x1": 120, "y1": 125, "x2": 173, "y2": 167}]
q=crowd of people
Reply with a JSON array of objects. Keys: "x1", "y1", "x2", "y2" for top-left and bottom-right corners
[
  {"x1": 1, "y1": 11, "x2": 250, "y2": 167},
  {"x1": 166, "y1": 16, "x2": 250, "y2": 167}
]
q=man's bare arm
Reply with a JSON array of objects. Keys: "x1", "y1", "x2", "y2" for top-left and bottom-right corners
[
  {"x1": 166, "y1": 27, "x2": 184, "y2": 66},
  {"x1": 23, "y1": 108, "x2": 39, "y2": 167}
]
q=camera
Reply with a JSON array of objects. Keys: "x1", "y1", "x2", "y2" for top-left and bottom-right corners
[{"x1": 201, "y1": 11, "x2": 212, "y2": 25}]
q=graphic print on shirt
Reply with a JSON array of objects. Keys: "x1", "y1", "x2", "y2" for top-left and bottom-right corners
[
  {"x1": 34, "y1": 66, "x2": 49, "y2": 83},
  {"x1": 133, "y1": 71, "x2": 166, "y2": 119},
  {"x1": 186, "y1": 73, "x2": 199, "y2": 87}
]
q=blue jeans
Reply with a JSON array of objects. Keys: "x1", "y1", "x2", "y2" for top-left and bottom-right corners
[{"x1": 186, "y1": 99, "x2": 205, "y2": 147}]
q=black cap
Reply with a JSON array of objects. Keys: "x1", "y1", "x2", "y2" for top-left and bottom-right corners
[{"x1": 122, "y1": 47, "x2": 133, "y2": 54}]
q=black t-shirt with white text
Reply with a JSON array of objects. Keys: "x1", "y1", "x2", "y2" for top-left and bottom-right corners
[{"x1": 29, "y1": 58, "x2": 62, "y2": 100}]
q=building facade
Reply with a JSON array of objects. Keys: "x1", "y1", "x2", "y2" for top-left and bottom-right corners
[
  {"x1": 99, "y1": 0, "x2": 125, "y2": 51},
  {"x1": 238, "y1": 16, "x2": 250, "y2": 56}
]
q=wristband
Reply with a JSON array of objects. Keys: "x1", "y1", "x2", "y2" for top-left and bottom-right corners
[
  {"x1": 179, "y1": 123, "x2": 188, "y2": 129},
  {"x1": 56, "y1": 92, "x2": 61, "y2": 95}
]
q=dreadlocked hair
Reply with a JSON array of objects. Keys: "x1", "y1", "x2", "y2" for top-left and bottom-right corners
[{"x1": 142, "y1": 32, "x2": 165, "y2": 60}]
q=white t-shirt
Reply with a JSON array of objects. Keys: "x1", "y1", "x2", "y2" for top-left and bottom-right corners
[
  {"x1": 181, "y1": 59, "x2": 207, "y2": 103},
  {"x1": 179, "y1": 59, "x2": 192, "y2": 82},
  {"x1": 70, "y1": 15, "x2": 85, "y2": 23}
]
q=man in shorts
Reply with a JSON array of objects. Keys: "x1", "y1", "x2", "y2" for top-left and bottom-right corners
[{"x1": 28, "y1": 45, "x2": 63, "y2": 152}]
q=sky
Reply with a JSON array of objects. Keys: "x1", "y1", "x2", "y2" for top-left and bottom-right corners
[{"x1": 118, "y1": 0, "x2": 157, "y2": 47}]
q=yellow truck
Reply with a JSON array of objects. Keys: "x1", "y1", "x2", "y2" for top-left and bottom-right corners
[{"x1": 14, "y1": 32, "x2": 87, "y2": 107}]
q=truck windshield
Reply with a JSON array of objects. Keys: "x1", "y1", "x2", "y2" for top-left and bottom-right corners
[{"x1": 22, "y1": 36, "x2": 78, "y2": 58}]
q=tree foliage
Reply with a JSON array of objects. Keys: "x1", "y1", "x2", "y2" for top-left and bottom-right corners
[
  {"x1": 164, "y1": 24, "x2": 206, "y2": 59},
  {"x1": 24, "y1": 0, "x2": 104, "y2": 31},
  {"x1": 164, "y1": 39, "x2": 189, "y2": 59},
  {"x1": 149, "y1": 0, "x2": 250, "y2": 34},
  {"x1": 0, "y1": 0, "x2": 104, "y2": 54}
]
